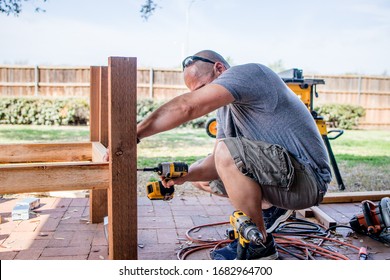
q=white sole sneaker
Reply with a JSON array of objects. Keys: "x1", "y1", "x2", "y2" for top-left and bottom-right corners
[{"x1": 266, "y1": 209, "x2": 293, "y2": 233}]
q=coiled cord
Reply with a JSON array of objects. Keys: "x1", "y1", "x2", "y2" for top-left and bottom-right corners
[{"x1": 177, "y1": 215, "x2": 367, "y2": 260}]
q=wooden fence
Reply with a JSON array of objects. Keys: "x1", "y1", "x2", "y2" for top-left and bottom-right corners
[
  {"x1": 1, "y1": 65, "x2": 389, "y2": 129},
  {"x1": 310, "y1": 74, "x2": 390, "y2": 129}
]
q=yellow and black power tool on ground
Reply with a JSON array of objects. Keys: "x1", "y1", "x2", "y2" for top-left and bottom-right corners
[
  {"x1": 349, "y1": 197, "x2": 390, "y2": 236},
  {"x1": 227, "y1": 210, "x2": 264, "y2": 260},
  {"x1": 138, "y1": 162, "x2": 188, "y2": 201}
]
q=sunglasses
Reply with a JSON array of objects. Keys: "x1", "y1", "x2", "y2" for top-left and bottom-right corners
[{"x1": 182, "y1": 55, "x2": 216, "y2": 70}]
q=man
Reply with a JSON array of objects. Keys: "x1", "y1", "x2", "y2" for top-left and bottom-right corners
[{"x1": 136, "y1": 50, "x2": 331, "y2": 260}]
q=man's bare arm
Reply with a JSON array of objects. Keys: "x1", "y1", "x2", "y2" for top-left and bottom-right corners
[
  {"x1": 137, "y1": 84, "x2": 233, "y2": 139},
  {"x1": 162, "y1": 139, "x2": 224, "y2": 187}
]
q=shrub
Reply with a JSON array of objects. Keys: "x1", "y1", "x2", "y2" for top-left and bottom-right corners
[
  {"x1": 0, "y1": 97, "x2": 215, "y2": 128},
  {"x1": 314, "y1": 104, "x2": 365, "y2": 129},
  {"x1": 137, "y1": 99, "x2": 164, "y2": 123},
  {"x1": 0, "y1": 97, "x2": 89, "y2": 125}
]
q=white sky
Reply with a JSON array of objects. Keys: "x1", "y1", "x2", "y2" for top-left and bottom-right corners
[{"x1": 1, "y1": 0, "x2": 389, "y2": 75}]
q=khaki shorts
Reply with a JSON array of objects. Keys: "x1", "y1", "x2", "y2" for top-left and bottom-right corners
[{"x1": 210, "y1": 137, "x2": 327, "y2": 210}]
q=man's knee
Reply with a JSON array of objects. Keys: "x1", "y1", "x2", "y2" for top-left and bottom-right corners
[{"x1": 214, "y1": 141, "x2": 234, "y2": 169}]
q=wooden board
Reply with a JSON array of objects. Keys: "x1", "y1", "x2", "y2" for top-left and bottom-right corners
[
  {"x1": 0, "y1": 143, "x2": 92, "y2": 164},
  {"x1": 0, "y1": 162, "x2": 108, "y2": 194},
  {"x1": 297, "y1": 208, "x2": 314, "y2": 218},
  {"x1": 323, "y1": 191, "x2": 390, "y2": 204},
  {"x1": 310, "y1": 206, "x2": 337, "y2": 228},
  {"x1": 90, "y1": 66, "x2": 101, "y2": 142},
  {"x1": 99, "y1": 66, "x2": 109, "y2": 147},
  {"x1": 89, "y1": 66, "x2": 108, "y2": 224},
  {"x1": 92, "y1": 142, "x2": 107, "y2": 162},
  {"x1": 107, "y1": 57, "x2": 138, "y2": 260},
  {"x1": 90, "y1": 142, "x2": 109, "y2": 223}
]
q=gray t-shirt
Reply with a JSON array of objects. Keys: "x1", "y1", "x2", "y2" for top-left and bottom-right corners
[{"x1": 212, "y1": 63, "x2": 332, "y2": 184}]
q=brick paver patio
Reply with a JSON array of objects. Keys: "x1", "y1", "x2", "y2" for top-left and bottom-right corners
[
  {"x1": 0, "y1": 195, "x2": 234, "y2": 260},
  {"x1": 1, "y1": 195, "x2": 389, "y2": 260}
]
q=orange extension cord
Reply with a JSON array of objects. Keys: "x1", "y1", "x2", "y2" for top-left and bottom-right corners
[{"x1": 177, "y1": 220, "x2": 362, "y2": 260}]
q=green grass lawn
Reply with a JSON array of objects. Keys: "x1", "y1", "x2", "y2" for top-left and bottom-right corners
[
  {"x1": 327, "y1": 130, "x2": 390, "y2": 192},
  {"x1": 1, "y1": 124, "x2": 389, "y2": 192},
  {"x1": 0, "y1": 125, "x2": 90, "y2": 143},
  {"x1": 331, "y1": 130, "x2": 390, "y2": 166}
]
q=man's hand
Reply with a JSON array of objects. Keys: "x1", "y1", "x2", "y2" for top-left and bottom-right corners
[{"x1": 160, "y1": 175, "x2": 187, "y2": 188}]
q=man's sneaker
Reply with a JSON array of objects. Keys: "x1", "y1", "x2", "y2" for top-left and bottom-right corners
[
  {"x1": 246, "y1": 233, "x2": 278, "y2": 260},
  {"x1": 210, "y1": 206, "x2": 292, "y2": 260},
  {"x1": 210, "y1": 239, "x2": 238, "y2": 260},
  {"x1": 210, "y1": 234, "x2": 278, "y2": 260},
  {"x1": 263, "y1": 206, "x2": 293, "y2": 233}
]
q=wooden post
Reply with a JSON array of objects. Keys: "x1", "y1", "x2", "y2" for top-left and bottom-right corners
[
  {"x1": 107, "y1": 57, "x2": 138, "y2": 260},
  {"x1": 90, "y1": 66, "x2": 100, "y2": 141},
  {"x1": 89, "y1": 66, "x2": 107, "y2": 224},
  {"x1": 99, "y1": 66, "x2": 109, "y2": 147}
]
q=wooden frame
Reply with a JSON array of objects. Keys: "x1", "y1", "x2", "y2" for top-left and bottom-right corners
[
  {"x1": 0, "y1": 57, "x2": 137, "y2": 260},
  {"x1": 0, "y1": 142, "x2": 108, "y2": 193}
]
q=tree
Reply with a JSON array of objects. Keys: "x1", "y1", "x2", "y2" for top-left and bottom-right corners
[
  {"x1": 0, "y1": 0, "x2": 47, "y2": 15},
  {"x1": 140, "y1": 0, "x2": 158, "y2": 20},
  {"x1": 0, "y1": 0, "x2": 158, "y2": 19}
]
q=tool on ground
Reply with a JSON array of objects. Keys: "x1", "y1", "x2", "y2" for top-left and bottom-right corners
[
  {"x1": 349, "y1": 197, "x2": 390, "y2": 235},
  {"x1": 12, "y1": 197, "x2": 41, "y2": 221},
  {"x1": 227, "y1": 210, "x2": 264, "y2": 260},
  {"x1": 138, "y1": 162, "x2": 188, "y2": 200},
  {"x1": 205, "y1": 68, "x2": 346, "y2": 190},
  {"x1": 359, "y1": 247, "x2": 368, "y2": 260}
]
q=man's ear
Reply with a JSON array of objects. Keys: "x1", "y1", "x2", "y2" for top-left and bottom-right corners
[{"x1": 214, "y1": 62, "x2": 226, "y2": 75}]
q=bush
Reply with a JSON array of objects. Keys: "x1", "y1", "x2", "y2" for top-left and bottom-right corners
[
  {"x1": 314, "y1": 104, "x2": 365, "y2": 129},
  {"x1": 137, "y1": 99, "x2": 164, "y2": 123},
  {"x1": 0, "y1": 97, "x2": 89, "y2": 125},
  {"x1": 0, "y1": 97, "x2": 215, "y2": 128}
]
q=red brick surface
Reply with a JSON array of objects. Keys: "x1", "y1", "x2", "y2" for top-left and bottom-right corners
[{"x1": 1, "y1": 195, "x2": 389, "y2": 260}]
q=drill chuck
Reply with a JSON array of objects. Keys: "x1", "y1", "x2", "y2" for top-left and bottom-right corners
[{"x1": 243, "y1": 225, "x2": 264, "y2": 245}]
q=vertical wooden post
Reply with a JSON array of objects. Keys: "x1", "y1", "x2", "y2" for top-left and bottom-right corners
[
  {"x1": 108, "y1": 57, "x2": 138, "y2": 260},
  {"x1": 90, "y1": 66, "x2": 100, "y2": 142},
  {"x1": 89, "y1": 66, "x2": 109, "y2": 224},
  {"x1": 99, "y1": 66, "x2": 109, "y2": 147}
]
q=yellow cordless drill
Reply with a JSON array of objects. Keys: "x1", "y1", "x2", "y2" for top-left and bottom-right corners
[
  {"x1": 137, "y1": 162, "x2": 188, "y2": 201},
  {"x1": 228, "y1": 210, "x2": 264, "y2": 260}
]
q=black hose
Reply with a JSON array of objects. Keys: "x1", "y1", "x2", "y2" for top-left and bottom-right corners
[{"x1": 274, "y1": 217, "x2": 327, "y2": 235}]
